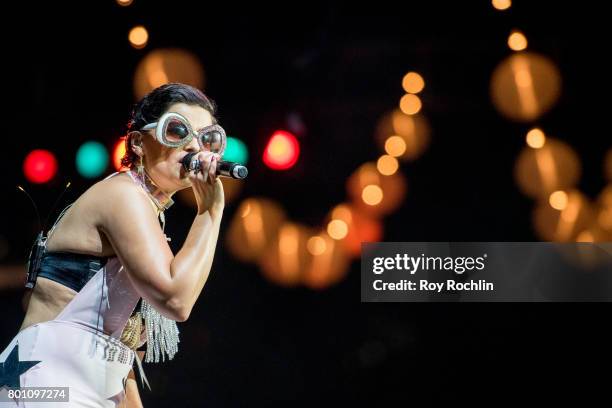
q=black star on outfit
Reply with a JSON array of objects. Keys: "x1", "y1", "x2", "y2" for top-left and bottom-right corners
[{"x1": 0, "y1": 343, "x2": 41, "y2": 388}]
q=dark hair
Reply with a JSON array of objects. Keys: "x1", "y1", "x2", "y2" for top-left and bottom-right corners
[{"x1": 121, "y1": 83, "x2": 218, "y2": 168}]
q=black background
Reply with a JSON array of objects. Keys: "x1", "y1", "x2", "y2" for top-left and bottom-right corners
[{"x1": 0, "y1": 1, "x2": 610, "y2": 405}]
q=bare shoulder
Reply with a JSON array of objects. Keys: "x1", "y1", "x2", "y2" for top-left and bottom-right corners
[
  {"x1": 90, "y1": 172, "x2": 140, "y2": 196},
  {"x1": 87, "y1": 173, "x2": 168, "y2": 253},
  {"x1": 82, "y1": 172, "x2": 153, "y2": 222}
]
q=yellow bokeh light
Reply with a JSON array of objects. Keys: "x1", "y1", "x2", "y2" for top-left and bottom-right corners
[
  {"x1": 597, "y1": 186, "x2": 612, "y2": 232},
  {"x1": 600, "y1": 185, "x2": 612, "y2": 207},
  {"x1": 384, "y1": 135, "x2": 407, "y2": 157},
  {"x1": 133, "y1": 48, "x2": 205, "y2": 100},
  {"x1": 241, "y1": 202, "x2": 251, "y2": 218},
  {"x1": 399, "y1": 94, "x2": 422, "y2": 115},
  {"x1": 576, "y1": 230, "x2": 595, "y2": 243},
  {"x1": 362, "y1": 185, "x2": 383, "y2": 206},
  {"x1": 303, "y1": 233, "x2": 350, "y2": 290},
  {"x1": 129, "y1": 26, "x2": 149, "y2": 49},
  {"x1": 492, "y1": 0, "x2": 511, "y2": 11},
  {"x1": 258, "y1": 222, "x2": 311, "y2": 287},
  {"x1": 508, "y1": 30, "x2": 528, "y2": 51},
  {"x1": 514, "y1": 138, "x2": 581, "y2": 199},
  {"x1": 331, "y1": 204, "x2": 352, "y2": 224},
  {"x1": 278, "y1": 224, "x2": 299, "y2": 255},
  {"x1": 347, "y1": 161, "x2": 407, "y2": 217},
  {"x1": 526, "y1": 128, "x2": 546, "y2": 149},
  {"x1": 226, "y1": 198, "x2": 286, "y2": 263},
  {"x1": 533, "y1": 190, "x2": 598, "y2": 242},
  {"x1": 376, "y1": 110, "x2": 431, "y2": 161},
  {"x1": 514, "y1": 68, "x2": 532, "y2": 88},
  {"x1": 377, "y1": 155, "x2": 399, "y2": 176},
  {"x1": 244, "y1": 208, "x2": 263, "y2": 233},
  {"x1": 490, "y1": 52, "x2": 561, "y2": 122},
  {"x1": 402, "y1": 72, "x2": 425, "y2": 94},
  {"x1": 599, "y1": 208, "x2": 612, "y2": 230},
  {"x1": 307, "y1": 236, "x2": 327, "y2": 256},
  {"x1": 327, "y1": 220, "x2": 348, "y2": 240},
  {"x1": 116, "y1": 0, "x2": 133, "y2": 6},
  {"x1": 549, "y1": 190, "x2": 568, "y2": 211}
]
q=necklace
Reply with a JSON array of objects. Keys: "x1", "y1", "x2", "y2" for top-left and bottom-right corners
[
  {"x1": 126, "y1": 169, "x2": 173, "y2": 240},
  {"x1": 129, "y1": 169, "x2": 174, "y2": 212}
]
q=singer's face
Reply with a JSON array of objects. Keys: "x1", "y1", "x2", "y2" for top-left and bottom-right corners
[{"x1": 140, "y1": 102, "x2": 214, "y2": 193}]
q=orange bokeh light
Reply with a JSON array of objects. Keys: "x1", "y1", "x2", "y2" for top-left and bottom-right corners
[{"x1": 112, "y1": 138, "x2": 127, "y2": 171}]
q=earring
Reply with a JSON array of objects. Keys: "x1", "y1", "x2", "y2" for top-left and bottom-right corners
[{"x1": 137, "y1": 155, "x2": 145, "y2": 184}]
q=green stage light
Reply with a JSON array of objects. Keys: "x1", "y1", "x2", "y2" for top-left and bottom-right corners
[
  {"x1": 223, "y1": 136, "x2": 249, "y2": 165},
  {"x1": 76, "y1": 141, "x2": 109, "y2": 178}
]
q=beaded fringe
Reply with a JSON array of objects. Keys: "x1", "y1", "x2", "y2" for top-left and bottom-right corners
[{"x1": 141, "y1": 299, "x2": 180, "y2": 363}]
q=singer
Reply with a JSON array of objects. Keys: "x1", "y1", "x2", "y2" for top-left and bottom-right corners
[{"x1": 0, "y1": 83, "x2": 225, "y2": 407}]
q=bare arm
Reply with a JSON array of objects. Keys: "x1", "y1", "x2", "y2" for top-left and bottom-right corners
[
  {"x1": 99, "y1": 152, "x2": 224, "y2": 322},
  {"x1": 22, "y1": 290, "x2": 33, "y2": 312},
  {"x1": 123, "y1": 351, "x2": 145, "y2": 408},
  {"x1": 168, "y1": 205, "x2": 222, "y2": 316}
]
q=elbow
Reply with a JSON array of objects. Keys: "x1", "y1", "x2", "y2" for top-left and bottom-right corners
[
  {"x1": 165, "y1": 297, "x2": 191, "y2": 322},
  {"x1": 175, "y1": 307, "x2": 191, "y2": 322}
]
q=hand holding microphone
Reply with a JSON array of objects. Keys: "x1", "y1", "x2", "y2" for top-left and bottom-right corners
[
  {"x1": 183, "y1": 152, "x2": 227, "y2": 216},
  {"x1": 181, "y1": 152, "x2": 248, "y2": 179}
]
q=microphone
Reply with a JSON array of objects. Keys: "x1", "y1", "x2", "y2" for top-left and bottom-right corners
[{"x1": 181, "y1": 152, "x2": 248, "y2": 179}]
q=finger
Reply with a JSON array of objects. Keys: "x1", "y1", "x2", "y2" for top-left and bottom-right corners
[
  {"x1": 201, "y1": 154, "x2": 213, "y2": 183},
  {"x1": 208, "y1": 156, "x2": 218, "y2": 184},
  {"x1": 187, "y1": 167, "x2": 200, "y2": 185},
  {"x1": 193, "y1": 151, "x2": 213, "y2": 176}
]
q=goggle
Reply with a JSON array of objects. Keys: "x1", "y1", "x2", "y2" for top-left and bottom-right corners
[{"x1": 140, "y1": 112, "x2": 227, "y2": 155}]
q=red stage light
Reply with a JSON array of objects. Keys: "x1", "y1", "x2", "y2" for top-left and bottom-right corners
[
  {"x1": 23, "y1": 150, "x2": 58, "y2": 184},
  {"x1": 263, "y1": 130, "x2": 300, "y2": 170}
]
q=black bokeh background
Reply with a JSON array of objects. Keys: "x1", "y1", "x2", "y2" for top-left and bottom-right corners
[{"x1": 1, "y1": 1, "x2": 610, "y2": 405}]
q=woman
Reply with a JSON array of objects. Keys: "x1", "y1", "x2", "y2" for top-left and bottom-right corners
[{"x1": 0, "y1": 83, "x2": 225, "y2": 407}]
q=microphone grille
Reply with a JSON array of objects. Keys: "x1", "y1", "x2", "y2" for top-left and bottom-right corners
[{"x1": 234, "y1": 166, "x2": 248, "y2": 179}]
